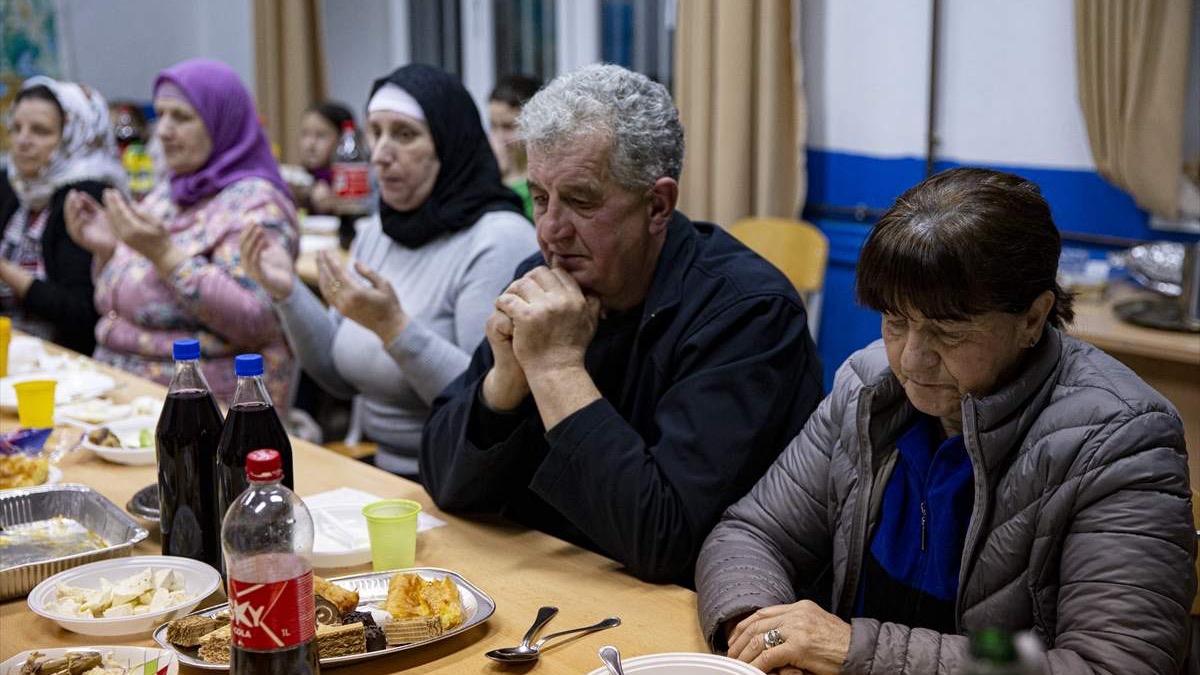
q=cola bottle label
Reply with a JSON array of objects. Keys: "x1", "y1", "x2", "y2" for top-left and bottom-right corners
[
  {"x1": 228, "y1": 572, "x2": 316, "y2": 650},
  {"x1": 332, "y1": 162, "x2": 371, "y2": 200}
]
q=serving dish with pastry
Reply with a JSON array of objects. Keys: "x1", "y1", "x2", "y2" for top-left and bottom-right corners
[{"x1": 155, "y1": 568, "x2": 494, "y2": 669}]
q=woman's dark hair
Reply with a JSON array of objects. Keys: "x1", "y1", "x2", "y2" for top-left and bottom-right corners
[
  {"x1": 306, "y1": 101, "x2": 354, "y2": 132},
  {"x1": 14, "y1": 85, "x2": 65, "y2": 126},
  {"x1": 856, "y1": 167, "x2": 1074, "y2": 328},
  {"x1": 489, "y1": 75, "x2": 541, "y2": 108}
]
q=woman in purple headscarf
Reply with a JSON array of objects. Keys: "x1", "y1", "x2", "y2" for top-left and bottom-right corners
[{"x1": 64, "y1": 58, "x2": 298, "y2": 405}]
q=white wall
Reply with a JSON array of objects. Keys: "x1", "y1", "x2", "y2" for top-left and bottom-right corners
[
  {"x1": 802, "y1": 0, "x2": 932, "y2": 158},
  {"x1": 58, "y1": 0, "x2": 254, "y2": 102},
  {"x1": 801, "y1": 0, "x2": 1159, "y2": 173},
  {"x1": 935, "y1": 0, "x2": 1094, "y2": 169},
  {"x1": 320, "y1": 0, "x2": 398, "y2": 115}
]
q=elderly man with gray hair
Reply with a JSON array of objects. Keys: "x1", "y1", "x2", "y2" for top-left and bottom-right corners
[{"x1": 420, "y1": 64, "x2": 824, "y2": 584}]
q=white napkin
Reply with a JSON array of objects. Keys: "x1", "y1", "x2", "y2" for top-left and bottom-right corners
[{"x1": 302, "y1": 487, "x2": 446, "y2": 532}]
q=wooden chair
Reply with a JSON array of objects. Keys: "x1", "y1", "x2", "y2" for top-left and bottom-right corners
[{"x1": 728, "y1": 217, "x2": 829, "y2": 342}]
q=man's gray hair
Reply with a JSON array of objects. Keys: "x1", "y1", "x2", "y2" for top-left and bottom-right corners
[{"x1": 518, "y1": 64, "x2": 684, "y2": 191}]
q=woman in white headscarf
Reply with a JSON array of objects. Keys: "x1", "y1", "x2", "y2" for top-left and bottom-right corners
[{"x1": 1, "y1": 77, "x2": 126, "y2": 354}]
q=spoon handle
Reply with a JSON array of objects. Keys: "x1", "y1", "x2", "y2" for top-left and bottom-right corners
[
  {"x1": 520, "y1": 605, "x2": 559, "y2": 646},
  {"x1": 536, "y1": 617, "x2": 621, "y2": 648},
  {"x1": 599, "y1": 645, "x2": 626, "y2": 675}
]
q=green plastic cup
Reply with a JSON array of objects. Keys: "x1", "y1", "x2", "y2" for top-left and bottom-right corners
[
  {"x1": 362, "y1": 499, "x2": 422, "y2": 571},
  {"x1": 14, "y1": 380, "x2": 56, "y2": 428}
]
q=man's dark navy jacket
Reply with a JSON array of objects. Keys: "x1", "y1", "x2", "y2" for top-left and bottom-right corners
[{"x1": 420, "y1": 211, "x2": 824, "y2": 585}]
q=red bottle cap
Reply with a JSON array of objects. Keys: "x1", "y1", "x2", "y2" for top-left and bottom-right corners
[{"x1": 246, "y1": 449, "x2": 283, "y2": 482}]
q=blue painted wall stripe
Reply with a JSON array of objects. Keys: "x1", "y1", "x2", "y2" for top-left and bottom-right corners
[{"x1": 804, "y1": 148, "x2": 1198, "y2": 391}]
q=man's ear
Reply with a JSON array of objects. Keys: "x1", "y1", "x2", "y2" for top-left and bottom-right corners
[{"x1": 647, "y1": 177, "x2": 678, "y2": 236}]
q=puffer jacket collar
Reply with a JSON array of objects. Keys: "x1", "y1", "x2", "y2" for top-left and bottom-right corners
[{"x1": 850, "y1": 327, "x2": 1066, "y2": 470}]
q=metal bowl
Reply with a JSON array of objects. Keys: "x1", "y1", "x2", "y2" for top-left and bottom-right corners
[{"x1": 126, "y1": 483, "x2": 159, "y2": 530}]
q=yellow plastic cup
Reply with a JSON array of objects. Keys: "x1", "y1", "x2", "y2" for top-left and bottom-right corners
[
  {"x1": 362, "y1": 499, "x2": 422, "y2": 571},
  {"x1": 0, "y1": 316, "x2": 11, "y2": 378},
  {"x1": 14, "y1": 379, "x2": 56, "y2": 428}
]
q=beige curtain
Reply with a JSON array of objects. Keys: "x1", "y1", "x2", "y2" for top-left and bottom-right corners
[
  {"x1": 254, "y1": 0, "x2": 327, "y2": 165},
  {"x1": 1074, "y1": 0, "x2": 1193, "y2": 219},
  {"x1": 674, "y1": 0, "x2": 806, "y2": 226}
]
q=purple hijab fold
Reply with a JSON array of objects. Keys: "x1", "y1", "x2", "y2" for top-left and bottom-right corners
[{"x1": 154, "y1": 59, "x2": 288, "y2": 207}]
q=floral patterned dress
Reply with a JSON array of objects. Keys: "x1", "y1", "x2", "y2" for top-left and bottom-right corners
[{"x1": 93, "y1": 178, "x2": 298, "y2": 407}]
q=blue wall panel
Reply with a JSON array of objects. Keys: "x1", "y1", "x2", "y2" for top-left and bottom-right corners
[
  {"x1": 813, "y1": 219, "x2": 881, "y2": 392},
  {"x1": 805, "y1": 148, "x2": 1198, "y2": 392}
]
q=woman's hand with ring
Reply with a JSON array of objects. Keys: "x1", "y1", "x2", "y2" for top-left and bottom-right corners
[
  {"x1": 726, "y1": 600, "x2": 851, "y2": 675},
  {"x1": 316, "y1": 253, "x2": 408, "y2": 344}
]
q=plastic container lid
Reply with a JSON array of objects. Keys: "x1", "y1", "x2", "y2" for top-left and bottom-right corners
[
  {"x1": 172, "y1": 339, "x2": 200, "y2": 361},
  {"x1": 234, "y1": 353, "x2": 264, "y2": 377},
  {"x1": 246, "y1": 449, "x2": 283, "y2": 482}
]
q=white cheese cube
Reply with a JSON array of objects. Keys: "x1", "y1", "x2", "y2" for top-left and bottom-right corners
[{"x1": 103, "y1": 603, "x2": 134, "y2": 618}]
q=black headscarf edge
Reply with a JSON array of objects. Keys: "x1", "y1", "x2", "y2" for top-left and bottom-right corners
[{"x1": 369, "y1": 64, "x2": 524, "y2": 248}]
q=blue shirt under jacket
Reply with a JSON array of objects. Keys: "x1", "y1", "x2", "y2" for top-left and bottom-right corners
[{"x1": 856, "y1": 413, "x2": 975, "y2": 633}]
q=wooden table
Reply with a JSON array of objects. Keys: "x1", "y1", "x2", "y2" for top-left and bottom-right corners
[
  {"x1": 1067, "y1": 283, "x2": 1200, "y2": 489},
  {"x1": 0, "y1": 346, "x2": 706, "y2": 673}
]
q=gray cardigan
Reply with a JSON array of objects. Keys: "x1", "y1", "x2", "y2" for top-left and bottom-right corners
[
  {"x1": 276, "y1": 211, "x2": 536, "y2": 474},
  {"x1": 696, "y1": 328, "x2": 1195, "y2": 674}
]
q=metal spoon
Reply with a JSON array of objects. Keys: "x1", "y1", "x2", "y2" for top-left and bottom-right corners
[
  {"x1": 484, "y1": 605, "x2": 558, "y2": 662},
  {"x1": 599, "y1": 645, "x2": 626, "y2": 675},
  {"x1": 485, "y1": 615, "x2": 621, "y2": 663}
]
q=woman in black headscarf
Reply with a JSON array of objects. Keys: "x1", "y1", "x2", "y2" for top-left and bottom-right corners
[{"x1": 241, "y1": 64, "x2": 537, "y2": 479}]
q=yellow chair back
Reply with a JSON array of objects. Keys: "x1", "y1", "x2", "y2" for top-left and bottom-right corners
[{"x1": 728, "y1": 217, "x2": 828, "y2": 294}]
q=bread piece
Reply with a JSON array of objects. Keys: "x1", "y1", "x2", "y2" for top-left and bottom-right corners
[
  {"x1": 197, "y1": 625, "x2": 232, "y2": 664},
  {"x1": 385, "y1": 573, "x2": 465, "y2": 630},
  {"x1": 167, "y1": 613, "x2": 230, "y2": 647},
  {"x1": 317, "y1": 621, "x2": 366, "y2": 658},
  {"x1": 423, "y1": 576, "x2": 464, "y2": 630},
  {"x1": 313, "y1": 575, "x2": 360, "y2": 616}
]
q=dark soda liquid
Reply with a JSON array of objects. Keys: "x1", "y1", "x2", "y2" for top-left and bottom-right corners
[
  {"x1": 227, "y1": 554, "x2": 320, "y2": 675},
  {"x1": 216, "y1": 402, "x2": 294, "y2": 523},
  {"x1": 230, "y1": 640, "x2": 320, "y2": 675},
  {"x1": 156, "y1": 389, "x2": 224, "y2": 569}
]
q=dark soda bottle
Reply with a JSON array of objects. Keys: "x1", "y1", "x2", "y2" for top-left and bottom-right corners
[
  {"x1": 216, "y1": 354, "x2": 294, "y2": 527},
  {"x1": 155, "y1": 338, "x2": 224, "y2": 568},
  {"x1": 223, "y1": 449, "x2": 320, "y2": 675},
  {"x1": 332, "y1": 120, "x2": 370, "y2": 249}
]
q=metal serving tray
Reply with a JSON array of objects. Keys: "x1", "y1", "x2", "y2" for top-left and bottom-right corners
[
  {"x1": 0, "y1": 483, "x2": 149, "y2": 600},
  {"x1": 154, "y1": 567, "x2": 496, "y2": 670}
]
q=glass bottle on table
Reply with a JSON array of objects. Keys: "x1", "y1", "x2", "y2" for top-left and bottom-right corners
[
  {"x1": 215, "y1": 353, "x2": 293, "y2": 575},
  {"x1": 223, "y1": 449, "x2": 320, "y2": 675},
  {"x1": 155, "y1": 338, "x2": 224, "y2": 569}
]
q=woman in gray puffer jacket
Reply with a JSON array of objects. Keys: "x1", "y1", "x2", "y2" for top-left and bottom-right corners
[{"x1": 697, "y1": 168, "x2": 1194, "y2": 675}]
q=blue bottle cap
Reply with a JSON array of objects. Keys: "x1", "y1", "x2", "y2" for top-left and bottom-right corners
[
  {"x1": 234, "y1": 353, "x2": 264, "y2": 377},
  {"x1": 173, "y1": 339, "x2": 200, "y2": 361}
]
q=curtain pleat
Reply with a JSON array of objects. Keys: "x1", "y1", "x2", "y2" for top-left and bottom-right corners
[
  {"x1": 675, "y1": 0, "x2": 805, "y2": 226},
  {"x1": 1075, "y1": 0, "x2": 1192, "y2": 218},
  {"x1": 254, "y1": 0, "x2": 327, "y2": 166}
]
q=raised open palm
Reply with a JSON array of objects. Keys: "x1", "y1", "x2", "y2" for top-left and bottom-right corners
[
  {"x1": 64, "y1": 189, "x2": 117, "y2": 260},
  {"x1": 239, "y1": 223, "x2": 296, "y2": 301}
]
